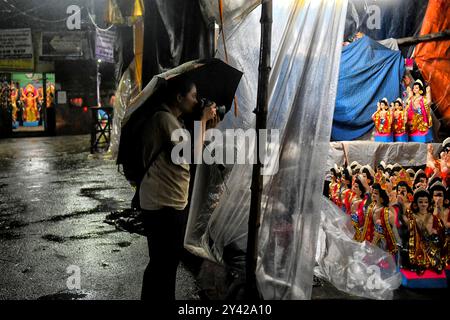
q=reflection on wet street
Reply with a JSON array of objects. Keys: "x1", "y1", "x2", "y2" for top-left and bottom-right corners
[{"x1": 0, "y1": 135, "x2": 198, "y2": 300}]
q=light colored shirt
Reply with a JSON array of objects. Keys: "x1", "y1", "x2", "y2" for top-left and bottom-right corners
[{"x1": 139, "y1": 104, "x2": 190, "y2": 211}]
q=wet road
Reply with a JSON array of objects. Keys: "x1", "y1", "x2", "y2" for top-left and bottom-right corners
[
  {"x1": 1, "y1": 135, "x2": 448, "y2": 301},
  {"x1": 0, "y1": 135, "x2": 198, "y2": 300}
]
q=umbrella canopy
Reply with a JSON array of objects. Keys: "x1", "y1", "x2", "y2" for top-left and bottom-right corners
[
  {"x1": 117, "y1": 58, "x2": 243, "y2": 182},
  {"x1": 122, "y1": 58, "x2": 243, "y2": 127}
]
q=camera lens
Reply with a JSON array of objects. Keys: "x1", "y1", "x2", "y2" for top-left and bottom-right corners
[
  {"x1": 217, "y1": 105, "x2": 226, "y2": 120},
  {"x1": 198, "y1": 98, "x2": 228, "y2": 120}
]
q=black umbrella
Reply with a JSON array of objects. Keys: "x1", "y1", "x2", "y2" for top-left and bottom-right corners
[
  {"x1": 117, "y1": 58, "x2": 243, "y2": 183},
  {"x1": 177, "y1": 58, "x2": 243, "y2": 113},
  {"x1": 122, "y1": 58, "x2": 243, "y2": 126}
]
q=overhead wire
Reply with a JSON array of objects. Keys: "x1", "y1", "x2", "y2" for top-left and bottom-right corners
[
  {"x1": 2, "y1": 0, "x2": 52, "y2": 22},
  {"x1": 2, "y1": 0, "x2": 113, "y2": 33},
  {"x1": 1, "y1": 0, "x2": 80, "y2": 23},
  {"x1": 86, "y1": 7, "x2": 114, "y2": 32}
]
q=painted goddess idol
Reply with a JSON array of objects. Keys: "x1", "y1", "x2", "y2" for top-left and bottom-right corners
[
  {"x1": 372, "y1": 98, "x2": 393, "y2": 142},
  {"x1": 21, "y1": 83, "x2": 40, "y2": 123},
  {"x1": 406, "y1": 79, "x2": 433, "y2": 143},
  {"x1": 393, "y1": 98, "x2": 408, "y2": 142}
]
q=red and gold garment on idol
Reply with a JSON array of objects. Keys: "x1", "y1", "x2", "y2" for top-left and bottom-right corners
[
  {"x1": 351, "y1": 195, "x2": 368, "y2": 242},
  {"x1": 329, "y1": 181, "x2": 342, "y2": 208},
  {"x1": 393, "y1": 109, "x2": 408, "y2": 142},
  {"x1": 373, "y1": 109, "x2": 393, "y2": 142},
  {"x1": 407, "y1": 95, "x2": 433, "y2": 143},
  {"x1": 407, "y1": 212, "x2": 446, "y2": 274},
  {"x1": 342, "y1": 189, "x2": 355, "y2": 215},
  {"x1": 361, "y1": 203, "x2": 398, "y2": 255}
]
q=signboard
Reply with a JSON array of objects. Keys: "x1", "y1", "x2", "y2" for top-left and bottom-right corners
[
  {"x1": 0, "y1": 28, "x2": 34, "y2": 71},
  {"x1": 41, "y1": 32, "x2": 84, "y2": 57},
  {"x1": 95, "y1": 29, "x2": 115, "y2": 63},
  {"x1": 57, "y1": 91, "x2": 67, "y2": 104}
]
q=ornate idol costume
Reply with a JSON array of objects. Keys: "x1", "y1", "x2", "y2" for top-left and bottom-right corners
[
  {"x1": 406, "y1": 188, "x2": 446, "y2": 274},
  {"x1": 10, "y1": 83, "x2": 19, "y2": 127},
  {"x1": 372, "y1": 98, "x2": 393, "y2": 142},
  {"x1": 342, "y1": 188, "x2": 356, "y2": 216},
  {"x1": 329, "y1": 166, "x2": 342, "y2": 208},
  {"x1": 46, "y1": 83, "x2": 55, "y2": 108},
  {"x1": 340, "y1": 167, "x2": 353, "y2": 214},
  {"x1": 21, "y1": 84, "x2": 39, "y2": 123},
  {"x1": 360, "y1": 183, "x2": 399, "y2": 254},
  {"x1": 430, "y1": 181, "x2": 450, "y2": 269},
  {"x1": 393, "y1": 98, "x2": 408, "y2": 142},
  {"x1": 350, "y1": 175, "x2": 368, "y2": 241},
  {"x1": 444, "y1": 213, "x2": 450, "y2": 268},
  {"x1": 406, "y1": 80, "x2": 433, "y2": 143}
]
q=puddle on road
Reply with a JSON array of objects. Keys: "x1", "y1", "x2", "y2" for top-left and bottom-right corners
[
  {"x1": 42, "y1": 229, "x2": 120, "y2": 243},
  {"x1": 68, "y1": 229, "x2": 119, "y2": 240},
  {"x1": 0, "y1": 203, "x2": 28, "y2": 218},
  {"x1": 0, "y1": 231, "x2": 22, "y2": 240},
  {"x1": 37, "y1": 290, "x2": 89, "y2": 300},
  {"x1": 80, "y1": 187, "x2": 115, "y2": 199},
  {"x1": 34, "y1": 203, "x2": 122, "y2": 224},
  {"x1": 42, "y1": 234, "x2": 65, "y2": 243},
  {"x1": 0, "y1": 220, "x2": 29, "y2": 231},
  {"x1": 117, "y1": 241, "x2": 131, "y2": 248}
]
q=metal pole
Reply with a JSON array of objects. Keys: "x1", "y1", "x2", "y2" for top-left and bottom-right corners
[
  {"x1": 245, "y1": 0, "x2": 272, "y2": 300},
  {"x1": 97, "y1": 60, "x2": 102, "y2": 107},
  {"x1": 42, "y1": 73, "x2": 47, "y2": 131}
]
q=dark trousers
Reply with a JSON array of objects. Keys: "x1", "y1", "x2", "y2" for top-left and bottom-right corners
[{"x1": 141, "y1": 207, "x2": 187, "y2": 300}]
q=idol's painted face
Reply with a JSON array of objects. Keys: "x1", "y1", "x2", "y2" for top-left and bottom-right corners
[
  {"x1": 413, "y1": 84, "x2": 421, "y2": 95},
  {"x1": 397, "y1": 186, "x2": 407, "y2": 196},
  {"x1": 433, "y1": 190, "x2": 444, "y2": 207},
  {"x1": 352, "y1": 181, "x2": 361, "y2": 195},
  {"x1": 372, "y1": 189, "x2": 380, "y2": 203},
  {"x1": 415, "y1": 178, "x2": 427, "y2": 190},
  {"x1": 417, "y1": 196, "x2": 429, "y2": 213}
]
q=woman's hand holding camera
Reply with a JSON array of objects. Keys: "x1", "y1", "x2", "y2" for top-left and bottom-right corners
[{"x1": 201, "y1": 103, "x2": 220, "y2": 129}]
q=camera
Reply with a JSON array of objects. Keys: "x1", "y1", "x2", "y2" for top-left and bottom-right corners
[{"x1": 199, "y1": 98, "x2": 227, "y2": 121}]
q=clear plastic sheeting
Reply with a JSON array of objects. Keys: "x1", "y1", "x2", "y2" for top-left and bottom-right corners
[
  {"x1": 315, "y1": 197, "x2": 401, "y2": 300},
  {"x1": 199, "y1": 0, "x2": 261, "y2": 30},
  {"x1": 109, "y1": 60, "x2": 140, "y2": 159},
  {"x1": 185, "y1": 0, "x2": 348, "y2": 300}
]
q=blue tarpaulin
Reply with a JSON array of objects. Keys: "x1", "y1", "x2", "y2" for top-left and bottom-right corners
[{"x1": 332, "y1": 36, "x2": 405, "y2": 141}]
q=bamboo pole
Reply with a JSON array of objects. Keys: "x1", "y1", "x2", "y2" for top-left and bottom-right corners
[
  {"x1": 245, "y1": 0, "x2": 272, "y2": 300},
  {"x1": 397, "y1": 29, "x2": 450, "y2": 46}
]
